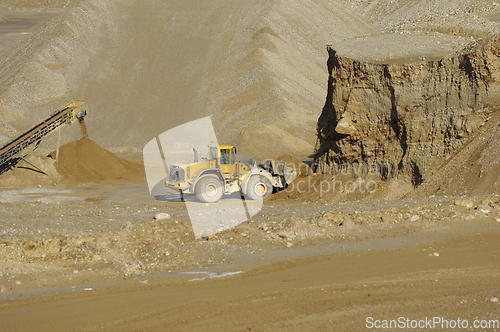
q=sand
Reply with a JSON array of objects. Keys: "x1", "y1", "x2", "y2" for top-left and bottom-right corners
[
  {"x1": 1, "y1": 0, "x2": 500, "y2": 160},
  {"x1": 0, "y1": 138, "x2": 144, "y2": 187},
  {"x1": 408, "y1": 111, "x2": 500, "y2": 198},
  {"x1": 276, "y1": 154, "x2": 311, "y2": 178},
  {"x1": 1, "y1": 0, "x2": 499, "y2": 160},
  {"x1": 0, "y1": 0, "x2": 379, "y2": 161},
  {"x1": 48, "y1": 138, "x2": 144, "y2": 183},
  {"x1": 0, "y1": 153, "x2": 60, "y2": 187},
  {"x1": 0, "y1": 193, "x2": 499, "y2": 331}
]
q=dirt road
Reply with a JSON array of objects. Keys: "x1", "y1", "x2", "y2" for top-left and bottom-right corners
[
  {"x1": 1, "y1": 219, "x2": 499, "y2": 331},
  {"x1": 0, "y1": 179, "x2": 499, "y2": 331}
]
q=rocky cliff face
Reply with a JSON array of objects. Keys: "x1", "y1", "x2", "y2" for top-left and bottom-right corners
[{"x1": 315, "y1": 36, "x2": 500, "y2": 186}]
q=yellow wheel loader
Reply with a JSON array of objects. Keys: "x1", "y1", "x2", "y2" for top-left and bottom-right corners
[{"x1": 165, "y1": 145, "x2": 297, "y2": 203}]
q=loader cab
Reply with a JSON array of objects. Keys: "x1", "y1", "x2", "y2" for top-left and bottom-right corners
[
  {"x1": 209, "y1": 145, "x2": 236, "y2": 165},
  {"x1": 219, "y1": 146, "x2": 236, "y2": 165}
]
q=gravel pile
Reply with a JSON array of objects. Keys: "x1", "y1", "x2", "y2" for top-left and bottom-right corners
[
  {"x1": 348, "y1": 0, "x2": 500, "y2": 37},
  {"x1": 333, "y1": 0, "x2": 500, "y2": 63}
]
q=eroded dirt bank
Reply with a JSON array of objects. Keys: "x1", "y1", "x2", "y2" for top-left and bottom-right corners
[{"x1": 315, "y1": 35, "x2": 500, "y2": 195}]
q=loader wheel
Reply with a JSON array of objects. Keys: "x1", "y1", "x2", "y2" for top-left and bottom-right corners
[
  {"x1": 245, "y1": 176, "x2": 272, "y2": 200},
  {"x1": 195, "y1": 176, "x2": 223, "y2": 203}
]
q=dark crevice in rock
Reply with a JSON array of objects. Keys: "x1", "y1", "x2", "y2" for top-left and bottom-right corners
[
  {"x1": 315, "y1": 46, "x2": 344, "y2": 160},
  {"x1": 315, "y1": 36, "x2": 500, "y2": 182},
  {"x1": 385, "y1": 66, "x2": 408, "y2": 171},
  {"x1": 410, "y1": 161, "x2": 423, "y2": 188},
  {"x1": 459, "y1": 54, "x2": 475, "y2": 81}
]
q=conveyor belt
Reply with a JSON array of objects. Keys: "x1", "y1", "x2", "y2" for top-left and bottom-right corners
[{"x1": 0, "y1": 101, "x2": 87, "y2": 173}]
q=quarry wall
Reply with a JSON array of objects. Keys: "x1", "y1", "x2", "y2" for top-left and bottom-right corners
[{"x1": 315, "y1": 36, "x2": 500, "y2": 186}]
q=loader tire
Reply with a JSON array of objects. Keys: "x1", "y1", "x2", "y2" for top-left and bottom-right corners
[
  {"x1": 195, "y1": 176, "x2": 223, "y2": 203},
  {"x1": 245, "y1": 176, "x2": 272, "y2": 200}
]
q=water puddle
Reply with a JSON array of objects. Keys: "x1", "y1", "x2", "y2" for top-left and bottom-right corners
[{"x1": 180, "y1": 271, "x2": 245, "y2": 282}]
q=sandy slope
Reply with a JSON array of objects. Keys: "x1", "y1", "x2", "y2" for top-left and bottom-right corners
[
  {"x1": 0, "y1": 0, "x2": 377, "y2": 160},
  {"x1": 204, "y1": 0, "x2": 377, "y2": 158},
  {"x1": 2, "y1": 0, "x2": 499, "y2": 162},
  {"x1": 2, "y1": 1, "x2": 500, "y2": 159},
  {"x1": 408, "y1": 111, "x2": 500, "y2": 198}
]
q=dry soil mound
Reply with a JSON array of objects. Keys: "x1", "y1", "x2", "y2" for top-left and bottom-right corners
[
  {"x1": 277, "y1": 154, "x2": 311, "y2": 178},
  {"x1": 50, "y1": 138, "x2": 143, "y2": 183},
  {"x1": 408, "y1": 111, "x2": 500, "y2": 198},
  {"x1": 0, "y1": 153, "x2": 60, "y2": 187}
]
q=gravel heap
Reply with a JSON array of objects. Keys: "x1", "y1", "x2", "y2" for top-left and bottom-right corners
[{"x1": 49, "y1": 138, "x2": 143, "y2": 184}]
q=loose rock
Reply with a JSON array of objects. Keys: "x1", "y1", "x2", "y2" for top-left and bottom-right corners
[
  {"x1": 465, "y1": 215, "x2": 475, "y2": 221},
  {"x1": 480, "y1": 197, "x2": 495, "y2": 207},
  {"x1": 278, "y1": 231, "x2": 296, "y2": 240},
  {"x1": 317, "y1": 219, "x2": 328, "y2": 228},
  {"x1": 381, "y1": 214, "x2": 395, "y2": 223},
  {"x1": 154, "y1": 213, "x2": 171, "y2": 221},
  {"x1": 341, "y1": 217, "x2": 355, "y2": 228},
  {"x1": 409, "y1": 215, "x2": 420, "y2": 222},
  {"x1": 455, "y1": 198, "x2": 474, "y2": 209},
  {"x1": 476, "y1": 205, "x2": 492, "y2": 214}
]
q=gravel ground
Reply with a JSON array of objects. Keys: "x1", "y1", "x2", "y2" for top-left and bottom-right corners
[
  {"x1": 1, "y1": 181, "x2": 498, "y2": 298},
  {"x1": 332, "y1": 0, "x2": 500, "y2": 63},
  {"x1": 347, "y1": 0, "x2": 500, "y2": 37}
]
